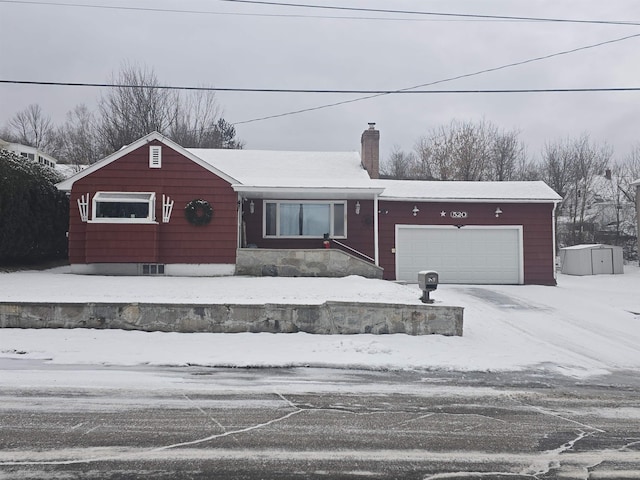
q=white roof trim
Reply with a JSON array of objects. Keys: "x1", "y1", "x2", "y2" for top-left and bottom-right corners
[
  {"x1": 380, "y1": 196, "x2": 560, "y2": 204},
  {"x1": 56, "y1": 132, "x2": 239, "y2": 191},
  {"x1": 233, "y1": 185, "x2": 384, "y2": 200},
  {"x1": 232, "y1": 185, "x2": 385, "y2": 194},
  {"x1": 374, "y1": 180, "x2": 562, "y2": 203}
]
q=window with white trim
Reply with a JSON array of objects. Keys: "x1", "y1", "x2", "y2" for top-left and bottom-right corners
[
  {"x1": 264, "y1": 201, "x2": 346, "y2": 238},
  {"x1": 91, "y1": 192, "x2": 156, "y2": 223}
]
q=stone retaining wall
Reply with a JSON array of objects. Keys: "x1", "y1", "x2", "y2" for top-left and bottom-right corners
[
  {"x1": 0, "y1": 301, "x2": 463, "y2": 336},
  {"x1": 236, "y1": 249, "x2": 384, "y2": 279}
]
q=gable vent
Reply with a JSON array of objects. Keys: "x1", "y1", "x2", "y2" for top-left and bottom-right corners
[{"x1": 149, "y1": 145, "x2": 162, "y2": 168}]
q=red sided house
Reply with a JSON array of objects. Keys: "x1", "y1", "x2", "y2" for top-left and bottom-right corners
[{"x1": 56, "y1": 126, "x2": 561, "y2": 284}]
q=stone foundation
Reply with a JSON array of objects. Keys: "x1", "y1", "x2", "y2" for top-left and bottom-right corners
[{"x1": 236, "y1": 249, "x2": 384, "y2": 279}]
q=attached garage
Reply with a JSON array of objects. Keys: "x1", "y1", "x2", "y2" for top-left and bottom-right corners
[
  {"x1": 395, "y1": 225, "x2": 523, "y2": 284},
  {"x1": 373, "y1": 180, "x2": 562, "y2": 285}
]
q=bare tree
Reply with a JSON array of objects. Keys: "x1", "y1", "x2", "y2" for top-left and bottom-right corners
[
  {"x1": 169, "y1": 90, "x2": 221, "y2": 147},
  {"x1": 541, "y1": 140, "x2": 573, "y2": 201},
  {"x1": 95, "y1": 63, "x2": 180, "y2": 154},
  {"x1": 450, "y1": 119, "x2": 494, "y2": 180},
  {"x1": 95, "y1": 63, "x2": 242, "y2": 154},
  {"x1": 543, "y1": 134, "x2": 611, "y2": 245},
  {"x1": 490, "y1": 129, "x2": 525, "y2": 181},
  {"x1": 381, "y1": 146, "x2": 417, "y2": 179},
  {"x1": 410, "y1": 119, "x2": 522, "y2": 181},
  {"x1": 5, "y1": 104, "x2": 56, "y2": 152},
  {"x1": 413, "y1": 136, "x2": 440, "y2": 180},
  {"x1": 56, "y1": 104, "x2": 100, "y2": 166},
  {"x1": 513, "y1": 149, "x2": 541, "y2": 181},
  {"x1": 623, "y1": 143, "x2": 640, "y2": 194}
]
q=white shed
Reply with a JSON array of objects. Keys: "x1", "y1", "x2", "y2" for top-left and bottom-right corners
[{"x1": 560, "y1": 244, "x2": 624, "y2": 276}]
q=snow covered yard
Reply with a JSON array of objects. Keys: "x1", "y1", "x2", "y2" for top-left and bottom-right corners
[{"x1": 0, "y1": 265, "x2": 639, "y2": 378}]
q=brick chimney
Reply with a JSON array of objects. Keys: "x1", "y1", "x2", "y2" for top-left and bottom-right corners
[{"x1": 361, "y1": 122, "x2": 380, "y2": 179}]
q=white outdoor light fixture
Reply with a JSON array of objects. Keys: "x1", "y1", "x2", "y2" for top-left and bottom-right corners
[
  {"x1": 355, "y1": 201, "x2": 361, "y2": 215},
  {"x1": 495, "y1": 207, "x2": 503, "y2": 217},
  {"x1": 412, "y1": 205, "x2": 420, "y2": 216},
  {"x1": 249, "y1": 200, "x2": 255, "y2": 214}
]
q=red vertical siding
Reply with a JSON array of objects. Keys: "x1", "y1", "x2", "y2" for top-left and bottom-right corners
[
  {"x1": 69, "y1": 141, "x2": 238, "y2": 265},
  {"x1": 377, "y1": 201, "x2": 556, "y2": 285},
  {"x1": 243, "y1": 199, "x2": 376, "y2": 261}
]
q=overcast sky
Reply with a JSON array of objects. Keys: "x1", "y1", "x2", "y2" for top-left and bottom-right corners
[{"x1": 1, "y1": 0, "x2": 639, "y2": 163}]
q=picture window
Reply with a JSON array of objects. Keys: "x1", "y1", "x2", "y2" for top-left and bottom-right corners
[{"x1": 264, "y1": 201, "x2": 346, "y2": 238}]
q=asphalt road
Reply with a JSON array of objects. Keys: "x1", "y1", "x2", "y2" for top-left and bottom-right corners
[{"x1": 1, "y1": 363, "x2": 640, "y2": 479}]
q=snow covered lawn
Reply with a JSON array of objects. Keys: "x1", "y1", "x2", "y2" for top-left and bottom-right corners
[{"x1": 1, "y1": 265, "x2": 639, "y2": 378}]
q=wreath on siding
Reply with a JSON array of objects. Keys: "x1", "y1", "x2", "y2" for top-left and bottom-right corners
[{"x1": 184, "y1": 199, "x2": 213, "y2": 226}]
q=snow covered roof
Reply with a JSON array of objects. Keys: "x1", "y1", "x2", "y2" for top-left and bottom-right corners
[
  {"x1": 187, "y1": 148, "x2": 383, "y2": 199},
  {"x1": 56, "y1": 132, "x2": 561, "y2": 203},
  {"x1": 373, "y1": 179, "x2": 562, "y2": 203},
  {"x1": 56, "y1": 132, "x2": 383, "y2": 198},
  {"x1": 55, "y1": 163, "x2": 81, "y2": 179}
]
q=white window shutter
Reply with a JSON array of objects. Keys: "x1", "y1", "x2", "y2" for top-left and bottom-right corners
[{"x1": 149, "y1": 146, "x2": 162, "y2": 168}]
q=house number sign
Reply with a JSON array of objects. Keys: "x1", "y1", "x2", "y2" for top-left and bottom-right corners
[{"x1": 449, "y1": 211, "x2": 468, "y2": 219}]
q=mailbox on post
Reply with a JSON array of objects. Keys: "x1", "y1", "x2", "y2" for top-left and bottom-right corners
[{"x1": 418, "y1": 270, "x2": 439, "y2": 303}]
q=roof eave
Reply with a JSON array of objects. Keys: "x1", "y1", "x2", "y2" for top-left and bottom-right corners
[
  {"x1": 232, "y1": 185, "x2": 385, "y2": 200},
  {"x1": 379, "y1": 196, "x2": 562, "y2": 203}
]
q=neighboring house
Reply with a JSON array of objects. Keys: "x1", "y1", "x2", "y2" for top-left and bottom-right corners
[
  {"x1": 0, "y1": 138, "x2": 58, "y2": 169},
  {"x1": 633, "y1": 178, "x2": 640, "y2": 259},
  {"x1": 56, "y1": 125, "x2": 561, "y2": 285}
]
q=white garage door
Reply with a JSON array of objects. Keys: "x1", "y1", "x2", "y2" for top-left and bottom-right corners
[{"x1": 396, "y1": 226, "x2": 523, "y2": 284}]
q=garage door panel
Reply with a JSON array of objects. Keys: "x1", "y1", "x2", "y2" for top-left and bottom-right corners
[{"x1": 396, "y1": 226, "x2": 522, "y2": 284}]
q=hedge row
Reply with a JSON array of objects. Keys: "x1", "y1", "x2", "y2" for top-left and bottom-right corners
[{"x1": 0, "y1": 150, "x2": 69, "y2": 265}]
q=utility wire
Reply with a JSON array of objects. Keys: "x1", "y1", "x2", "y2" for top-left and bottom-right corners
[
  {"x1": 2, "y1": 0, "x2": 639, "y2": 25},
  {"x1": 1, "y1": 80, "x2": 639, "y2": 95},
  {"x1": 230, "y1": 31, "x2": 640, "y2": 125},
  {"x1": 2, "y1": 32, "x2": 638, "y2": 126},
  {"x1": 219, "y1": 0, "x2": 640, "y2": 26},
  {"x1": 0, "y1": 0, "x2": 551, "y2": 22}
]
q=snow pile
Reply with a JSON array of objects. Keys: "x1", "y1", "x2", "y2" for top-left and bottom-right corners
[{"x1": 1, "y1": 266, "x2": 639, "y2": 377}]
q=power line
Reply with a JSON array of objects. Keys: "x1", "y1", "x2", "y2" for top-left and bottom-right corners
[
  {"x1": 0, "y1": 0, "x2": 552, "y2": 22},
  {"x1": 219, "y1": 0, "x2": 640, "y2": 26},
  {"x1": 2, "y1": 80, "x2": 639, "y2": 95},
  {"x1": 2, "y1": 0, "x2": 639, "y2": 25},
  {"x1": 0, "y1": 0, "x2": 371, "y2": 20},
  {"x1": 230, "y1": 31, "x2": 640, "y2": 125},
  {"x1": 2, "y1": 31, "x2": 638, "y2": 126}
]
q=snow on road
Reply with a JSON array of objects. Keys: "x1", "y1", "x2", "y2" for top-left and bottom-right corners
[{"x1": 1, "y1": 265, "x2": 639, "y2": 378}]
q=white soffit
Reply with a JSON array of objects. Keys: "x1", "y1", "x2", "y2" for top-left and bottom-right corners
[{"x1": 374, "y1": 180, "x2": 562, "y2": 203}]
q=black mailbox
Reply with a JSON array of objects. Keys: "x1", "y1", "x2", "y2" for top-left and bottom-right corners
[{"x1": 418, "y1": 270, "x2": 438, "y2": 303}]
